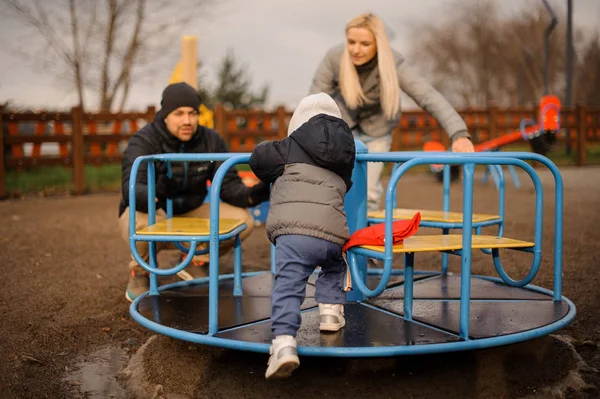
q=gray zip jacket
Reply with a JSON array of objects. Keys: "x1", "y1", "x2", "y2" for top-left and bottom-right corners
[{"x1": 309, "y1": 44, "x2": 469, "y2": 140}]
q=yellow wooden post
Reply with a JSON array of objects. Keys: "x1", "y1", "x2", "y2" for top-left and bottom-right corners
[
  {"x1": 169, "y1": 36, "x2": 214, "y2": 127},
  {"x1": 181, "y1": 36, "x2": 197, "y2": 89}
]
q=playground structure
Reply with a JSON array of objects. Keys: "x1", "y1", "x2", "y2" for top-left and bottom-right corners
[
  {"x1": 128, "y1": 147, "x2": 575, "y2": 356},
  {"x1": 367, "y1": 160, "x2": 506, "y2": 275},
  {"x1": 424, "y1": 94, "x2": 562, "y2": 187}
]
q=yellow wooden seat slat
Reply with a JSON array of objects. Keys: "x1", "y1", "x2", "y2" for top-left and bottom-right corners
[
  {"x1": 136, "y1": 217, "x2": 245, "y2": 236},
  {"x1": 359, "y1": 235, "x2": 533, "y2": 253},
  {"x1": 367, "y1": 208, "x2": 500, "y2": 223}
]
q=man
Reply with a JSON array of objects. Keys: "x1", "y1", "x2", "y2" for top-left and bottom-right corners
[{"x1": 118, "y1": 82, "x2": 269, "y2": 302}]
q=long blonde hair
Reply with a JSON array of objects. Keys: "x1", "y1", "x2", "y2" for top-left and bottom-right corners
[{"x1": 339, "y1": 13, "x2": 400, "y2": 120}]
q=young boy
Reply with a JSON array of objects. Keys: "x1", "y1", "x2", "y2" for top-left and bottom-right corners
[{"x1": 249, "y1": 93, "x2": 356, "y2": 379}]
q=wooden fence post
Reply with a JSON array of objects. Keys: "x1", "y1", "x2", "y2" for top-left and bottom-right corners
[
  {"x1": 488, "y1": 104, "x2": 498, "y2": 140},
  {"x1": 71, "y1": 106, "x2": 85, "y2": 195},
  {"x1": 276, "y1": 106, "x2": 286, "y2": 140},
  {"x1": 0, "y1": 106, "x2": 5, "y2": 199},
  {"x1": 214, "y1": 103, "x2": 225, "y2": 139},
  {"x1": 576, "y1": 104, "x2": 587, "y2": 167},
  {"x1": 391, "y1": 126, "x2": 401, "y2": 152},
  {"x1": 147, "y1": 105, "x2": 156, "y2": 121}
]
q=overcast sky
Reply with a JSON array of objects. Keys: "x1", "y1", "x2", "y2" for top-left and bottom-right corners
[{"x1": 0, "y1": 0, "x2": 599, "y2": 111}]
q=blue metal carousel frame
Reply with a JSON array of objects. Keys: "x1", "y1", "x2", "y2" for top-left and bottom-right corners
[{"x1": 128, "y1": 148, "x2": 575, "y2": 357}]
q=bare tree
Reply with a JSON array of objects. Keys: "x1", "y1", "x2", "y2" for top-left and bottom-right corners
[
  {"x1": 0, "y1": 0, "x2": 215, "y2": 112},
  {"x1": 409, "y1": 0, "x2": 579, "y2": 108},
  {"x1": 573, "y1": 34, "x2": 600, "y2": 106}
]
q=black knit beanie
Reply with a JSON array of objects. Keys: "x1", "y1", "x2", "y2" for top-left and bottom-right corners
[{"x1": 159, "y1": 82, "x2": 201, "y2": 118}]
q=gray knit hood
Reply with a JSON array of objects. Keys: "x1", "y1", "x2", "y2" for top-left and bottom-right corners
[{"x1": 287, "y1": 93, "x2": 342, "y2": 135}]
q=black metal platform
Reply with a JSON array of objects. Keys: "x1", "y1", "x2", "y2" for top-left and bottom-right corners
[
  {"x1": 138, "y1": 272, "x2": 432, "y2": 334},
  {"x1": 217, "y1": 303, "x2": 461, "y2": 347},
  {"x1": 137, "y1": 271, "x2": 570, "y2": 346}
]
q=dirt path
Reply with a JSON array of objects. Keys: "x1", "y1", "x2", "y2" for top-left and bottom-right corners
[{"x1": 1, "y1": 167, "x2": 599, "y2": 398}]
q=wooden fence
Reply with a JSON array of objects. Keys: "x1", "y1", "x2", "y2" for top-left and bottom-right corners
[{"x1": 1, "y1": 104, "x2": 599, "y2": 199}]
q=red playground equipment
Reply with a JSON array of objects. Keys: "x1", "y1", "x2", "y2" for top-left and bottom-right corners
[
  {"x1": 424, "y1": 95, "x2": 561, "y2": 183},
  {"x1": 475, "y1": 95, "x2": 560, "y2": 152}
]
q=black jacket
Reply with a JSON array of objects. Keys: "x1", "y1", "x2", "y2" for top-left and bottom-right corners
[
  {"x1": 249, "y1": 114, "x2": 355, "y2": 191},
  {"x1": 119, "y1": 116, "x2": 264, "y2": 216}
]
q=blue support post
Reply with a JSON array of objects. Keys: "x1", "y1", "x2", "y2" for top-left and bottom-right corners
[
  {"x1": 441, "y1": 165, "x2": 451, "y2": 274},
  {"x1": 507, "y1": 165, "x2": 521, "y2": 189},
  {"x1": 166, "y1": 162, "x2": 173, "y2": 218},
  {"x1": 345, "y1": 140, "x2": 368, "y2": 303},
  {"x1": 403, "y1": 252, "x2": 415, "y2": 320},
  {"x1": 147, "y1": 162, "x2": 159, "y2": 295},
  {"x1": 233, "y1": 234, "x2": 243, "y2": 297},
  {"x1": 270, "y1": 243, "x2": 276, "y2": 275},
  {"x1": 459, "y1": 163, "x2": 475, "y2": 340}
]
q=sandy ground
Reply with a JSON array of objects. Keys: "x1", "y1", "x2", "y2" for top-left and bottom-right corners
[{"x1": 1, "y1": 166, "x2": 599, "y2": 398}]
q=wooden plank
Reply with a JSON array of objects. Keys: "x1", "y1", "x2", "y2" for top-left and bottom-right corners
[
  {"x1": 54, "y1": 121, "x2": 70, "y2": 158},
  {"x1": 367, "y1": 208, "x2": 500, "y2": 223},
  {"x1": 87, "y1": 119, "x2": 101, "y2": 157},
  {"x1": 360, "y1": 235, "x2": 534, "y2": 254},
  {"x1": 83, "y1": 111, "x2": 151, "y2": 121},
  {"x1": 5, "y1": 135, "x2": 71, "y2": 144},
  {"x1": 31, "y1": 121, "x2": 47, "y2": 158},
  {"x1": 136, "y1": 217, "x2": 245, "y2": 236},
  {"x1": 106, "y1": 120, "x2": 121, "y2": 156},
  {"x1": 7, "y1": 122, "x2": 24, "y2": 158},
  {"x1": 84, "y1": 134, "x2": 132, "y2": 143},
  {"x1": 2, "y1": 112, "x2": 72, "y2": 122},
  {"x1": 228, "y1": 117, "x2": 240, "y2": 151},
  {"x1": 577, "y1": 105, "x2": 587, "y2": 167},
  {"x1": 71, "y1": 107, "x2": 85, "y2": 195},
  {"x1": 0, "y1": 107, "x2": 5, "y2": 198}
]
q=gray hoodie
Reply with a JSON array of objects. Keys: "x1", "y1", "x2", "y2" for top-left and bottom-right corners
[{"x1": 309, "y1": 44, "x2": 469, "y2": 140}]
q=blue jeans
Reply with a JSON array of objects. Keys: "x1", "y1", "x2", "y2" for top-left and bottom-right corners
[{"x1": 271, "y1": 235, "x2": 347, "y2": 337}]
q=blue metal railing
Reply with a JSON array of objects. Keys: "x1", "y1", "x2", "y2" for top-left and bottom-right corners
[
  {"x1": 345, "y1": 151, "x2": 564, "y2": 340},
  {"x1": 128, "y1": 152, "x2": 251, "y2": 334},
  {"x1": 129, "y1": 150, "x2": 564, "y2": 342}
]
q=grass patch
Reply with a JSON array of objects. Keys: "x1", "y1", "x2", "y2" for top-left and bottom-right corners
[
  {"x1": 3, "y1": 144, "x2": 599, "y2": 197},
  {"x1": 5, "y1": 164, "x2": 122, "y2": 196},
  {"x1": 6, "y1": 166, "x2": 73, "y2": 194},
  {"x1": 500, "y1": 143, "x2": 600, "y2": 166},
  {"x1": 84, "y1": 164, "x2": 122, "y2": 192},
  {"x1": 4, "y1": 162, "x2": 253, "y2": 197}
]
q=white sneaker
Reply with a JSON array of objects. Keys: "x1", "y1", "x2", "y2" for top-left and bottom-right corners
[
  {"x1": 265, "y1": 335, "x2": 300, "y2": 379},
  {"x1": 319, "y1": 304, "x2": 345, "y2": 332}
]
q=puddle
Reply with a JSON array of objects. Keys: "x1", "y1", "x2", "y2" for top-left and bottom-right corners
[{"x1": 63, "y1": 347, "x2": 129, "y2": 399}]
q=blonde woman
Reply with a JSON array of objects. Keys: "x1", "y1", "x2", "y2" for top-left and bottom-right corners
[{"x1": 310, "y1": 13, "x2": 474, "y2": 211}]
